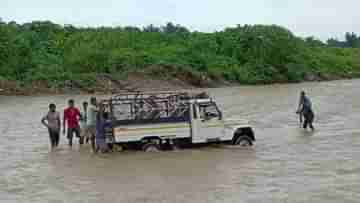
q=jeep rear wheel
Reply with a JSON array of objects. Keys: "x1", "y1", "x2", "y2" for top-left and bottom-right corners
[{"x1": 142, "y1": 142, "x2": 161, "y2": 152}]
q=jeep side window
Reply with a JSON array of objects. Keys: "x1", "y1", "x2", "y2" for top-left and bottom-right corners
[{"x1": 199, "y1": 103, "x2": 220, "y2": 120}]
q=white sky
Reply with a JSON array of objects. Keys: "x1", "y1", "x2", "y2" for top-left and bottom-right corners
[{"x1": 1, "y1": 0, "x2": 359, "y2": 40}]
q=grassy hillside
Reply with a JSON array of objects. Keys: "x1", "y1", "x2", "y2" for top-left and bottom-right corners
[{"x1": 1, "y1": 21, "x2": 360, "y2": 91}]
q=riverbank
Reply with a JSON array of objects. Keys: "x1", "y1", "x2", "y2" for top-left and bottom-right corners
[
  {"x1": 0, "y1": 73, "x2": 190, "y2": 95},
  {"x1": 0, "y1": 70, "x2": 357, "y2": 96}
]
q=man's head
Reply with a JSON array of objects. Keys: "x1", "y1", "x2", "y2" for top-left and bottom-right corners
[
  {"x1": 301, "y1": 91, "x2": 306, "y2": 97},
  {"x1": 49, "y1": 103, "x2": 56, "y2": 112},
  {"x1": 83, "y1": 101, "x2": 88, "y2": 109},
  {"x1": 68, "y1": 99, "x2": 75, "y2": 108},
  {"x1": 90, "y1": 97, "x2": 97, "y2": 106}
]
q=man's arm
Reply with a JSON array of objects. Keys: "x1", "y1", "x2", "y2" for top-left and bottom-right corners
[
  {"x1": 77, "y1": 108, "x2": 82, "y2": 121},
  {"x1": 63, "y1": 110, "x2": 66, "y2": 134},
  {"x1": 57, "y1": 113, "x2": 61, "y2": 132},
  {"x1": 41, "y1": 115, "x2": 49, "y2": 128}
]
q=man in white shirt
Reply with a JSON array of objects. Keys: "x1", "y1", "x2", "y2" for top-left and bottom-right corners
[{"x1": 85, "y1": 97, "x2": 98, "y2": 152}]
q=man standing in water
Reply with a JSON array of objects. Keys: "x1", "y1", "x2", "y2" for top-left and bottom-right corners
[
  {"x1": 297, "y1": 91, "x2": 315, "y2": 131},
  {"x1": 86, "y1": 97, "x2": 98, "y2": 152},
  {"x1": 80, "y1": 101, "x2": 88, "y2": 143},
  {"x1": 96, "y1": 104, "x2": 111, "y2": 153},
  {"x1": 63, "y1": 99, "x2": 83, "y2": 147},
  {"x1": 42, "y1": 104, "x2": 61, "y2": 150}
]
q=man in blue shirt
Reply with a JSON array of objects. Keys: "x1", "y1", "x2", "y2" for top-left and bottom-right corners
[{"x1": 96, "y1": 104, "x2": 112, "y2": 153}]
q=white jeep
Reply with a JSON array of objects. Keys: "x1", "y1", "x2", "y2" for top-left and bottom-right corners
[{"x1": 102, "y1": 91, "x2": 255, "y2": 151}]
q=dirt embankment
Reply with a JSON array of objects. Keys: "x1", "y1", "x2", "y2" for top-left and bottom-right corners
[
  {"x1": 0, "y1": 64, "x2": 236, "y2": 95},
  {"x1": 0, "y1": 69, "x2": 357, "y2": 96},
  {"x1": 0, "y1": 73, "x2": 200, "y2": 96}
]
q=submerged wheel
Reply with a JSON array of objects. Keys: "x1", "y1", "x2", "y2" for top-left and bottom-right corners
[
  {"x1": 113, "y1": 144, "x2": 124, "y2": 152},
  {"x1": 234, "y1": 135, "x2": 253, "y2": 147},
  {"x1": 142, "y1": 142, "x2": 161, "y2": 152}
]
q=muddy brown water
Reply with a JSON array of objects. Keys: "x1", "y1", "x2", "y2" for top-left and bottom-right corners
[{"x1": 1, "y1": 79, "x2": 360, "y2": 203}]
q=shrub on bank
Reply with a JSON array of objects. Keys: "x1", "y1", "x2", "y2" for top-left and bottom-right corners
[{"x1": 1, "y1": 21, "x2": 360, "y2": 88}]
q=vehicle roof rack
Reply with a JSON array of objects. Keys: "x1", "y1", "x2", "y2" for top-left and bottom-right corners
[{"x1": 107, "y1": 90, "x2": 209, "y2": 102}]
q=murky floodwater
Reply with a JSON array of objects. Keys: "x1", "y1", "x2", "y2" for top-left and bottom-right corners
[{"x1": 1, "y1": 79, "x2": 360, "y2": 203}]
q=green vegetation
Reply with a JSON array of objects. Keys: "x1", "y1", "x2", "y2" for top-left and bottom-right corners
[
  {"x1": 327, "y1": 32, "x2": 360, "y2": 48},
  {"x1": 1, "y1": 20, "x2": 360, "y2": 89}
]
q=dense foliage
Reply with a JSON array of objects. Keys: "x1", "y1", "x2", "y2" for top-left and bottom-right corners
[
  {"x1": 327, "y1": 32, "x2": 360, "y2": 48},
  {"x1": 1, "y1": 20, "x2": 360, "y2": 88}
]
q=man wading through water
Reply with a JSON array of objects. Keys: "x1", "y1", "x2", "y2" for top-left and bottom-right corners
[
  {"x1": 296, "y1": 91, "x2": 315, "y2": 131},
  {"x1": 85, "y1": 97, "x2": 98, "y2": 152},
  {"x1": 96, "y1": 103, "x2": 111, "y2": 153},
  {"x1": 80, "y1": 101, "x2": 88, "y2": 142},
  {"x1": 41, "y1": 103, "x2": 61, "y2": 150},
  {"x1": 63, "y1": 99, "x2": 83, "y2": 147}
]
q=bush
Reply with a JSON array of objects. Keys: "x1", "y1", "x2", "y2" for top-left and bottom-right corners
[{"x1": 0, "y1": 21, "x2": 360, "y2": 88}]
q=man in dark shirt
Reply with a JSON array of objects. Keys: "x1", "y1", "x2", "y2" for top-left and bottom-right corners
[
  {"x1": 297, "y1": 91, "x2": 315, "y2": 131},
  {"x1": 63, "y1": 99, "x2": 83, "y2": 147}
]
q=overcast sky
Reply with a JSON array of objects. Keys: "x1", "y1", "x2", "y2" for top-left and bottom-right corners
[{"x1": 1, "y1": 0, "x2": 359, "y2": 40}]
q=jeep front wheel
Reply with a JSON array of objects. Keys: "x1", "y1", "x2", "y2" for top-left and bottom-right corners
[{"x1": 234, "y1": 135, "x2": 253, "y2": 147}]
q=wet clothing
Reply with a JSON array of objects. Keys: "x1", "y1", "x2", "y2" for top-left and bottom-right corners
[
  {"x1": 82, "y1": 105, "x2": 97, "y2": 150},
  {"x1": 299, "y1": 95, "x2": 315, "y2": 130},
  {"x1": 87, "y1": 105, "x2": 97, "y2": 126},
  {"x1": 80, "y1": 111, "x2": 87, "y2": 129},
  {"x1": 42, "y1": 111, "x2": 61, "y2": 131},
  {"x1": 96, "y1": 118, "x2": 111, "y2": 152},
  {"x1": 67, "y1": 127, "x2": 81, "y2": 146},
  {"x1": 302, "y1": 96, "x2": 312, "y2": 114},
  {"x1": 303, "y1": 111, "x2": 314, "y2": 129},
  {"x1": 84, "y1": 126, "x2": 96, "y2": 151},
  {"x1": 48, "y1": 128, "x2": 60, "y2": 147},
  {"x1": 64, "y1": 107, "x2": 82, "y2": 146},
  {"x1": 64, "y1": 107, "x2": 81, "y2": 129},
  {"x1": 42, "y1": 111, "x2": 61, "y2": 148}
]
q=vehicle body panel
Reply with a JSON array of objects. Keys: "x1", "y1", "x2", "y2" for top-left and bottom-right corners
[{"x1": 112, "y1": 122, "x2": 190, "y2": 142}]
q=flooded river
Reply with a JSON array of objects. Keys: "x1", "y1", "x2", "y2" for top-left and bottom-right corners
[{"x1": 1, "y1": 79, "x2": 360, "y2": 203}]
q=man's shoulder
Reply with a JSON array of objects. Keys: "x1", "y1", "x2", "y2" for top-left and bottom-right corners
[
  {"x1": 43, "y1": 112, "x2": 50, "y2": 119},
  {"x1": 89, "y1": 106, "x2": 97, "y2": 112},
  {"x1": 64, "y1": 107, "x2": 80, "y2": 111}
]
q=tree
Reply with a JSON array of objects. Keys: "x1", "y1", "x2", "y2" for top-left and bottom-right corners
[
  {"x1": 143, "y1": 24, "x2": 161, "y2": 32},
  {"x1": 161, "y1": 22, "x2": 189, "y2": 34},
  {"x1": 1, "y1": 19, "x2": 360, "y2": 87},
  {"x1": 345, "y1": 32, "x2": 358, "y2": 48},
  {"x1": 124, "y1": 26, "x2": 141, "y2": 32},
  {"x1": 305, "y1": 37, "x2": 325, "y2": 47},
  {"x1": 327, "y1": 38, "x2": 345, "y2": 47},
  {"x1": 327, "y1": 33, "x2": 360, "y2": 48}
]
